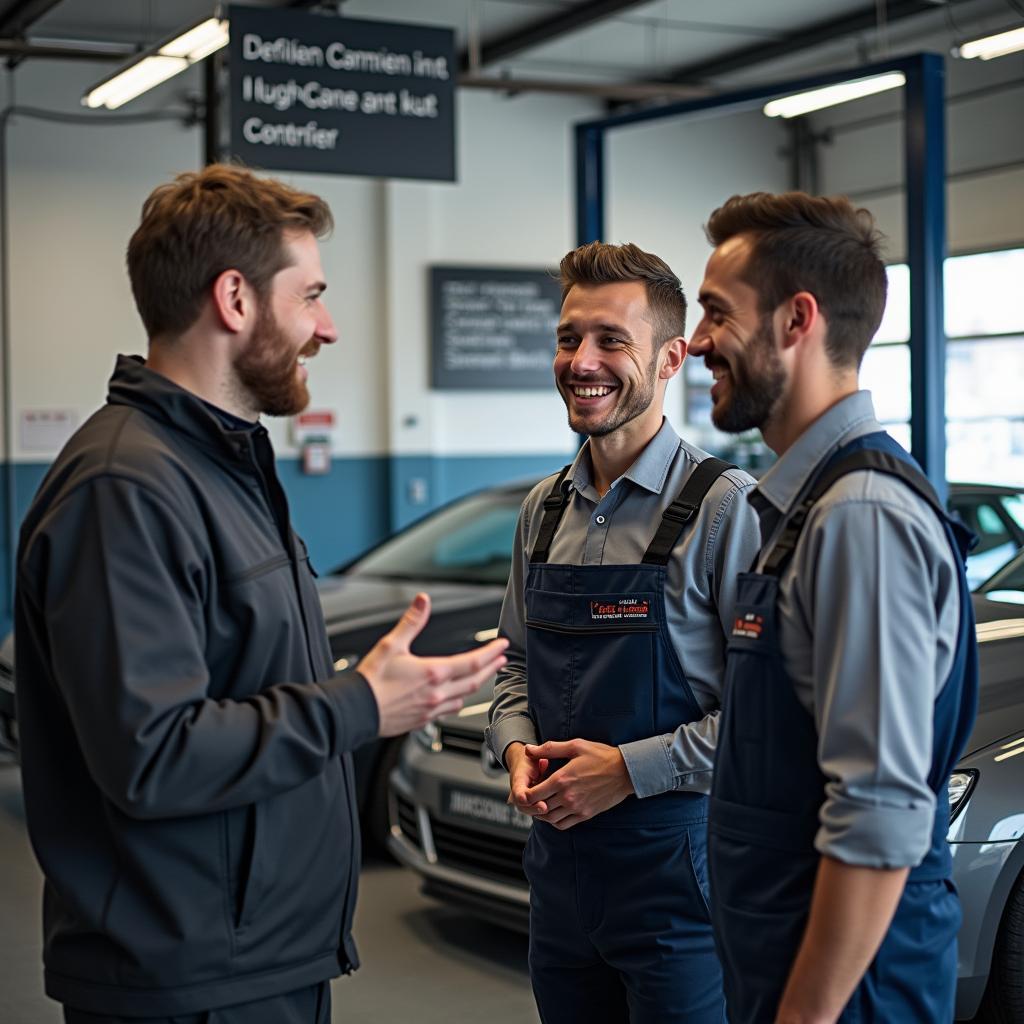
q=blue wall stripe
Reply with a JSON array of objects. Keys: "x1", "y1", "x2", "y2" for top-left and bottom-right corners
[
  {"x1": 276, "y1": 456, "x2": 392, "y2": 575},
  {"x1": 390, "y1": 452, "x2": 570, "y2": 531},
  {"x1": 0, "y1": 451, "x2": 571, "y2": 636}
]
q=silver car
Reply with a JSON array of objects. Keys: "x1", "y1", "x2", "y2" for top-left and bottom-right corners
[{"x1": 389, "y1": 551, "x2": 1024, "y2": 1022}]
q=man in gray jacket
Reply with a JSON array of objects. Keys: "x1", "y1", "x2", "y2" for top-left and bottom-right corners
[{"x1": 15, "y1": 164, "x2": 507, "y2": 1024}]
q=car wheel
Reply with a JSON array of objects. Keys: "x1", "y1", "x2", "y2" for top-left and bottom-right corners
[
  {"x1": 976, "y1": 869, "x2": 1024, "y2": 1023},
  {"x1": 365, "y1": 736, "x2": 404, "y2": 857}
]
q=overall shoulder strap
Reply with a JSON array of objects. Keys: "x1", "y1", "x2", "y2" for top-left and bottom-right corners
[
  {"x1": 642, "y1": 457, "x2": 736, "y2": 566},
  {"x1": 762, "y1": 448, "x2": 945, "y2": 577},
  {"x1": 528, "y1": 464, "x2": 573, "y2": 564}
]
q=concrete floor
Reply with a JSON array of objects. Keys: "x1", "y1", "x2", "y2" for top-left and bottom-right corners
[{"x1": 0, "y1": 757, "x2": 539, "y2": 1024}]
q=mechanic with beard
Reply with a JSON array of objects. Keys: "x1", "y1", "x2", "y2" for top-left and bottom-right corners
[
  {"x1": 688, "y1": 192, "x2": 978, "y2": 1023},
  {"x1": 14, "y1": 164, "x2": 508, "y2": 1024},
  {"x1": 486, "y1": 242, "x2": 761, "y2": 1023}
]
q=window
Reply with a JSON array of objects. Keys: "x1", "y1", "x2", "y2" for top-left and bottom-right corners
[
  {"x1": 684, "y1": 247, "x2": 1024, "y2": 484},
  {"x1": 349, "y1": 488, "x2": 525, "y2": 585},
  {"x1": 858, "y1": 246, "x2": 1024, "y2": 486}
]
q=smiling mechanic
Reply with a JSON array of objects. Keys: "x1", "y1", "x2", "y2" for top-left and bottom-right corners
[
  {"x1": 688, "y1": 192, "x2": 979, "y2": 1023},
  {"x1": 486, "y1": 242, "x2": 761, "y2": 1023}
]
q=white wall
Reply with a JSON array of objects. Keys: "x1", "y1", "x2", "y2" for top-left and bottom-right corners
[
  {"x1": 809, "y1": 34, "x2": 1024, "y2": 261},
  {"x1": 5, "y1": 60, "x2": 205, "y2": 459},
  {"x1": 1, "y1": 60, "x2": 598, "y2": 466},
  {"x1": 2, "y1": 33, "x2": 1020, "y2": 470},
  {"x1": 606, "y1": 107, "x2": 791, "y2": 438},
  {"x1": 383, "y1": 88, "x2": 596, "y2": 462}
]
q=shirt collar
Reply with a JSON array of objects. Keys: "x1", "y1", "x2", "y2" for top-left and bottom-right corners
[
  {"x1": 106, "y1": 354, "x2": 262, "y2": 468},
  {"x1": 753, "y1": 390, "x2": 882, "y2": 516},
  {"x1": 200, "y1": 397, "x2": 259, "y2": 432},
  {"x1": 567, "y1": 418, "x2": 681, "y2": 498}
]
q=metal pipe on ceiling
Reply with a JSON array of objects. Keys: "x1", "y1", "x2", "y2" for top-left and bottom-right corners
[
  {"x1": 0, "y1": 0, "x2": 63, "y2": 38},
  {"x1": 0, "y1": 35, "x2": 712, "y2": 103},
  {"x1": 459, "y1": 0, "x2": 651, "y2": 72},
  {"x1": 0, "y1": 39, "x2": 129, "y2": 60},
  {"x1": 662, "y1": 0, "x2": 941, "y2": 84},
  {"x1": 458, "y1": 74, "x2": 711, "y2": 102}
]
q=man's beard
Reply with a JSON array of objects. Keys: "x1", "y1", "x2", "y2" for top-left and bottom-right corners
[
  {"x1": 710, "y1": 316, "x2": 786, "y2": 434},
  {"x1": 234, "y1": 302, "x2": 313, "y2": 417},
  {"x1": 563, "y1": 351, "x2": 659, "y2": 438}
]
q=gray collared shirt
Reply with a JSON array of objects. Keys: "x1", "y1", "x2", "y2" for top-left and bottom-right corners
[
  {"x1": 486, "y1": 419, "x2": 761, "y2": 799},
  {"x1": 750, "y1": 390, "x2": 961, "y2": 869}
]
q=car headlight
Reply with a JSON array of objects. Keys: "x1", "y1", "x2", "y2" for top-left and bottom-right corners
[
  {"x1": 948, "y1": 769, "x2": 978, "y2": 823},
  {"x1": 412, "y1": 721, "x2": 442, "y2": 753}
]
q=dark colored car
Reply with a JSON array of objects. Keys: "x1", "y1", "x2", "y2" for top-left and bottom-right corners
[
  {"x1": 948, "y1": 483, "x2": 1024, "y2": 588},
  {"x1": 1, "y1": 477, "x2": 1017, "y2": 844},
  {"x1": 0, "y1": 632, "x2": 15, "y2": 754},
  {"x1": 388, "y1": 521, "x2": 1024, "y2": 1022},
  {"x1": 0, "y1": 479, "x2": 533, "y2": 845},
  {"x1": 949, "y1": 551, "x2": 1024, "y2": 1020},
  {"x1": 318, "y1": 479, "x2": 530, "y2": 843}
]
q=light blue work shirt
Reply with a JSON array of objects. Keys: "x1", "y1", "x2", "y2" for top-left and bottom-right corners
[
  {"x1": 487, "y1": 418, "x2": 761, "y2": 798},
  {"x1": 750, "y1": 390, "x2": 961, "y2": 868}
]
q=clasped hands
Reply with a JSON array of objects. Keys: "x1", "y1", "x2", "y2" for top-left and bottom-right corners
[{"x1": 505, "y1": 738, "x2": 634, "y2": 830}]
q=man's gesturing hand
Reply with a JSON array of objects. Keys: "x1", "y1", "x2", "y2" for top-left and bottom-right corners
[
  {"x1": 358, "y1": 593, "x2": 508, "y2": 737},
  {"x1": 522, "y1": 739, "x2": 634, "y2": 830}
]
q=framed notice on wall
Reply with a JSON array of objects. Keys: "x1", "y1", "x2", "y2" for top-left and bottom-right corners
[
  {"x1": 430, "y1": 266, "x2": 562, "y2": 390},
  {"x1": 228, "y1": 4, "x2": 455, "y2": 181}
]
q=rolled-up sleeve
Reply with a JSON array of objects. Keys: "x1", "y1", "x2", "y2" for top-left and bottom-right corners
[
  {"x1": 799, "y1": 496, "x2": 956, "y2": 868},
  {"x1": 486, "y1": 497, "x2": 538, "y2": 766}
]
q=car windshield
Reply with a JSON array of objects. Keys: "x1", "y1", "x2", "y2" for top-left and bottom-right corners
[
  {"x1": 347, "y1": 488, "x2": 528, "y2": 585},
  {"x1": 976, "y1": 550, "x2": 1024, "y2": 605},
  {"x1": 949, "y1": 488, "x2": 1024, "y2": 589}
]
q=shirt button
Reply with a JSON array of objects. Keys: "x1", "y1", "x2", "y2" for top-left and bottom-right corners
[{"x1": 595, "y1": 515, "x2": 606, "y2": 524}]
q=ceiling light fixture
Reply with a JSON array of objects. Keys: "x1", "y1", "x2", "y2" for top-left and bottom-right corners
[
  {"x1": 763, "y1": 71, "x2": 906, "y2": 119},
  {"x1": 956, "y1": 25, "x2": 1024, "y2": 60},
  {"x1": 83, "y1": 16, "x2": 229, "y2": 110}
]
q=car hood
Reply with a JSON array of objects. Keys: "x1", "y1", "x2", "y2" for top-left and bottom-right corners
[
  {"x1": 434, "y1": 597, "x2": 1024, "y2": 758},
  {"x1": 966, "y1": 594, "x2": 1024, "y2": 756},
  {"x1": 318, "y1": 574, "x2": 506, "y2": 623},
  {"x1": 441, "y1": 684, "x2": 497, "y2": 731},
  {"x1": 317, "y1": 574, "x2": 506, "y2": 641}
]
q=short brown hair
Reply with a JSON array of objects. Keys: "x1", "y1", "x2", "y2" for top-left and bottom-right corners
[
  {"x1": 127, "y1": 163, "x2": 333, "y2": 339},
  {"x1": 705, "y1": 192, "x2": 887, "y2": 368},
  {"x1": 559, "y1": 241, "x2": 687, "y2": 344}
]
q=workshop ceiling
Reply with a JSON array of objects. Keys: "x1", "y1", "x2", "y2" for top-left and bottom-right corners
[{"x1": 2, "y1": 0, "x2": 1019, "y2": 96}]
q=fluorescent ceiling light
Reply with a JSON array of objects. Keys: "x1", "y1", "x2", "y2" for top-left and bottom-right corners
[
  {"x1": 158, "y1": 17, "x2": 229, "y2": 59},
  {"x1": 763, "y1": 72, "x2": 906, "y2": 119},
  {"x1": 85, "y1": 56, "x2": 188, "y2": 109},
  {"x1": 83, "y1": 16, "x2": 228, "y2": 110},
  {"x1": 957, "y1": 25, "x2": 1024, "y2": 60}
]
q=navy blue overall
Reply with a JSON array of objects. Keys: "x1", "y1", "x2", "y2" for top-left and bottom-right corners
[
  {"x1": 523, "y1": 458, "x2": 733, "y2": 1024},
  {"x1": 708, "y1": 432, "x2": 979, "y2": 1023}
]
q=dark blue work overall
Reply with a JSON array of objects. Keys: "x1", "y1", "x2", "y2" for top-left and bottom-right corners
[
  {"x1": 523, "y1": 458, "x2": 733, "y2": 1024},
  {"x1": 708, "y1": 432, "x2": 979, "y2": 1023}
]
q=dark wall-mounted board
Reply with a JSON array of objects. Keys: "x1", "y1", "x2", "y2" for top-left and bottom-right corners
[{"x1": 431, "y1": 266, "x2": 562, "y2": 390}]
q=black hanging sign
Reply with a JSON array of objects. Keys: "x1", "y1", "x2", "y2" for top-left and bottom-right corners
[{"x1": 228, "y1": 4, "x2": 456, "y2": 181}]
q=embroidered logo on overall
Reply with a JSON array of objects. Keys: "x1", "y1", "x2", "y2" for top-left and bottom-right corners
[
  {"x1": 590, "y1": 597, "x2": 651, "y2": 621},
  {"x1": 732, "y1": 611, "x2": 764, "y2": 639}
]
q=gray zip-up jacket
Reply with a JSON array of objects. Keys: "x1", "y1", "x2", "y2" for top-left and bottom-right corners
[{"x1": 15, "y1": 355, "x2": 379, "y2": 1017}]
